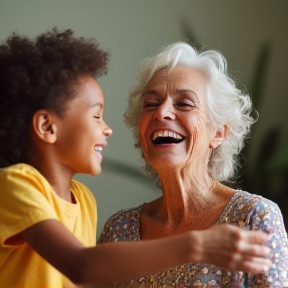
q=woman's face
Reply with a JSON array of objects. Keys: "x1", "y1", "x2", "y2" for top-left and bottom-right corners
[{"x1": 138, "y1": 66, "x2": 219, "y2": 172}]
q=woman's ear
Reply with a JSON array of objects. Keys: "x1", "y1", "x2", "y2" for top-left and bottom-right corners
[
  {"x1": 209, "y1": 124, "x2": 229, "y2": 149},
  {"x1": 32, "y1": 110, "x2": 57, "y2": 143}
]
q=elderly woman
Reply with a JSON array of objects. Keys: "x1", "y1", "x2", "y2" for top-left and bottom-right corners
[{"x1": 98, "y1": 42, "x2": 288, "y2": 287}]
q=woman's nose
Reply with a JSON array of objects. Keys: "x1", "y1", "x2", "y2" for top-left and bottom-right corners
[{"x1": 154, "y1": 102, "x2": 175, "y2": 121}]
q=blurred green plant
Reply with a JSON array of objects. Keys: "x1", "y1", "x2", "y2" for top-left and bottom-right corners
[{"x1": 266, "y1": 146, "x2": 288, "y2": 172}]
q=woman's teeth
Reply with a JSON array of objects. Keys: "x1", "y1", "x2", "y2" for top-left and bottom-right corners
[{"x1": 152, "y1": 130, "x2": 183, "y2": 141}]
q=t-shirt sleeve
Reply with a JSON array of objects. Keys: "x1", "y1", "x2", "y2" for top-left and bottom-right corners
[
  {"x1": 0, "y1": 166, "x2": 58, "y2": 247},
  {"x1": 247, "y1": 198, "x2": 288, "y2": 286}
]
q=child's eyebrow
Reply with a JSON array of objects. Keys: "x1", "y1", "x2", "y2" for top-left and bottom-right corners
[{"x1": 90, "y1": 102, "x2": 103, "y2": 109}]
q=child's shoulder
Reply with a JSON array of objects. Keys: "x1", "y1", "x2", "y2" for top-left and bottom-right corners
[
  {"x1": 70, "y1": 178, "x2": 90, "y2": 192},
  {"x1": 70, "y1": 179, "x2": 95, "y2": 203},
  {"x1": 1, "y1": 163, "x2": 37, "y2": 171},
  {"x1": 0, "y1": 163, "x2": 43, "y2": 181}
]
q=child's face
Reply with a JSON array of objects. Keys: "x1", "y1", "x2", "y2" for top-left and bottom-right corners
[{"x1": 54, "y1": 76, "x2": 112, "y2": 176}]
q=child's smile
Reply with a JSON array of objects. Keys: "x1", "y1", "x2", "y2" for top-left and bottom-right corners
[{"x1": 52, "y1": 76, "x2": 112, "y2": 177}]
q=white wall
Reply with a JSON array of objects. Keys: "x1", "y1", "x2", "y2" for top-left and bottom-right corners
[{"x1": 1, "y1": 0, "x2": 287, "y2": 237}]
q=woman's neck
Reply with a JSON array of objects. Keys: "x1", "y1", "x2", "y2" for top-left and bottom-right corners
[{"x1": 140, "y1": 169, "x2": 235, "y2": 238}]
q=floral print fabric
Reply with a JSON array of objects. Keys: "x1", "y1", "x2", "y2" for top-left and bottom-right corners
[{"x1": 98, "y1": 191, "x2": 288, "y2": 287}]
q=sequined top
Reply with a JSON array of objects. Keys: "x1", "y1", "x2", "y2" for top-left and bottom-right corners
[{"x1": 98, "y1": 190, "x2": 288, "y2": 288}]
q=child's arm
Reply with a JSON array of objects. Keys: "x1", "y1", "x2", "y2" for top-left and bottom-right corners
[{"x1": 21, "y1": 219, "x2": 270, "y2": 287}]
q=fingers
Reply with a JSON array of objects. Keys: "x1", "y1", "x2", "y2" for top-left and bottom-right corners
[
  {"x1": 239, "y1": 256, "x2": 271, "y2": 274},
  {"x1": 203, "y1": 225, "x2": 272, "y2": 273},
  {"x1": 237, "y1": 240, "x2": 271, "y2": 259},
  {"x1": 242, "y1": 227, "x2": 270, "y2": 245},
  {"x1": 232, "y1": 229, "x2": 272, "y2": 273},
  {"x1": 237, "y1": 229, "x2": 271, "y2": 258},
  {"x1": 227, "y1": 253, "x2": 271, "y2": 274}
]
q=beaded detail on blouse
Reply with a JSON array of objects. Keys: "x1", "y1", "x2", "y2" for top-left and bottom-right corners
[{"x1": 98, "y1": 191, "x2": 288, "y2": 288}]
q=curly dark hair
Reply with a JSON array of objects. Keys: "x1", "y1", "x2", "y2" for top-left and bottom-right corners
[{"x1": 0, "y1": 28, "x2": 109, "y2": 167}]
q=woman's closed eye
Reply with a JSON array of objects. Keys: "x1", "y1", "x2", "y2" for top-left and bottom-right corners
[
  {"x1": 175, "y1": 101, "x2": 196, "y2": 110},
  {"x1": 143, "y1": 101, "x2": 160, "y2": 108}
]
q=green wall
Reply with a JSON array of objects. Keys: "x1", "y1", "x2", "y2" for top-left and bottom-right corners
[{"x1": 1, "y1": 0, "x2": 287, "y2": 237}]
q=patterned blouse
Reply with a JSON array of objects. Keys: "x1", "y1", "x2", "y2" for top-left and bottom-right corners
[{"x1": 98, "y1": 190, "x2": 288, "y2": 288}]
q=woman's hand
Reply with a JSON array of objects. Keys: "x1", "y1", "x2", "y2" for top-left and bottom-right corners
[{"x1": 191, "y1": 224, "x2": 271, "y2": 273}]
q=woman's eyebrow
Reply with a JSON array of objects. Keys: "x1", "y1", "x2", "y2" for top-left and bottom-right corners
[
  {"x1": 142, "y1": 89, "x2": 200, "y2": 103},
  {"x1": 142, "y1": 90, "x2": 162, "y2": 98},
  {"x1": 176, "y1": 88, "x2": 196, "y2": 95},
  {"x1": 143, "y1": 90, "x2": 160, "y2": 96},
  {"x1": 176, "y1": 89, "x2": 200, "y2": 102}
]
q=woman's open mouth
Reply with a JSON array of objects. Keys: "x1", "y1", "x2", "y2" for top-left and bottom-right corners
[{"x1": 151, "y1": 130, "x2": 185, "y2": 145}]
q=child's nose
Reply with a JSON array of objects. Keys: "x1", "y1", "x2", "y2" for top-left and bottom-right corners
[{"x1": 104, "y1": 125, "x2": 112, "y2": 138}]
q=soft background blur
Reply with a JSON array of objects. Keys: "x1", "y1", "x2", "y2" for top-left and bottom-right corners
[{"x1": 1, "y1": 1, "x2": 287, "y2": 237}]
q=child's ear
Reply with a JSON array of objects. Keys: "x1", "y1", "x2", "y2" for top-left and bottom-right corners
[
  {"x1": 209, "y1": 124, "x2": 229, "y2": 149},
  {"x1": 32, "y1": 110, "x2": 57, "y2": 143}
]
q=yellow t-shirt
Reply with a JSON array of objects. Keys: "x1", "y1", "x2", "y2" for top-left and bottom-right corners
[{"x1": 0, "y1": 163, "x2": 97, "y2": 288}]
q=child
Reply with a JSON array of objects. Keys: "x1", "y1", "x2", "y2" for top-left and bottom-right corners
[{"x1": 0, "y1": 28, "x2": 271, "y2": 288}]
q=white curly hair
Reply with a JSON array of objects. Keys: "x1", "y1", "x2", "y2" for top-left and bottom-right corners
[{"x1": 124, "y1": 42, "x2": 256, "y2": 182}]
